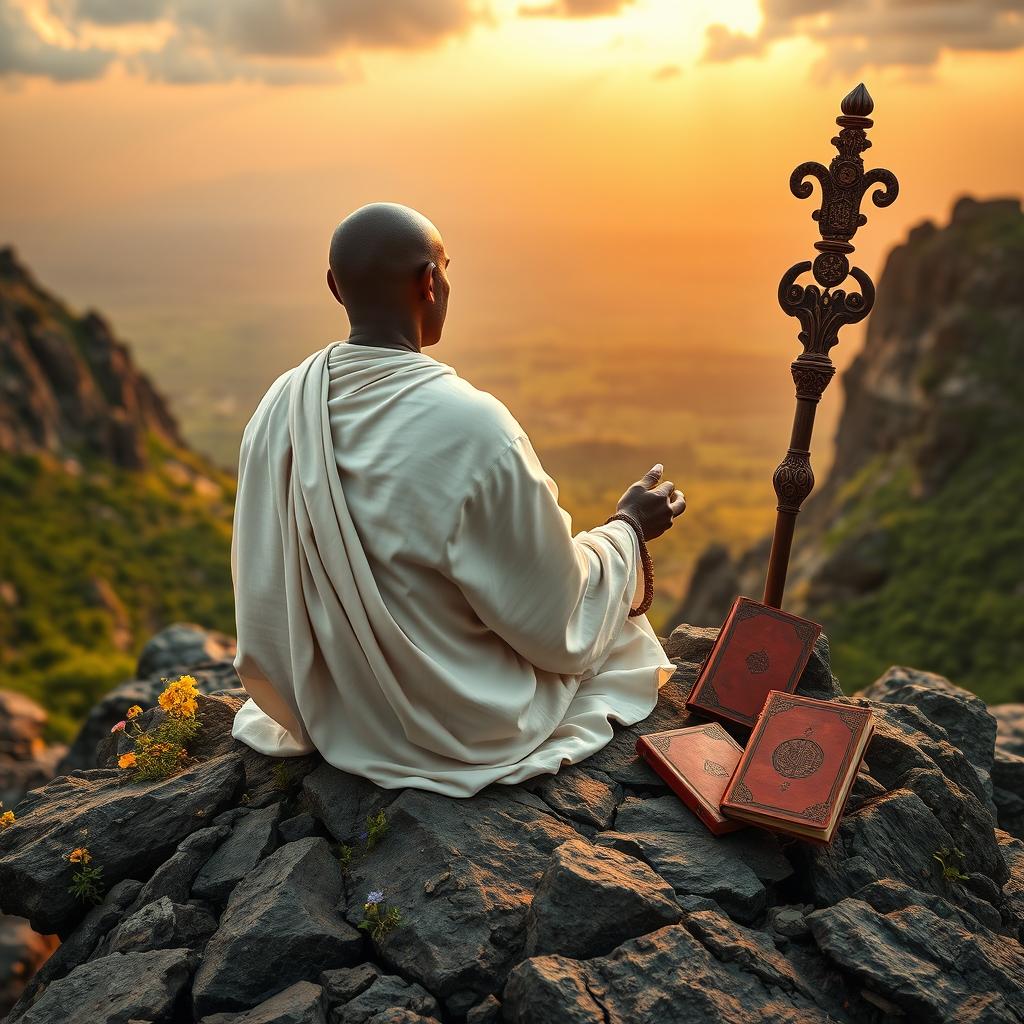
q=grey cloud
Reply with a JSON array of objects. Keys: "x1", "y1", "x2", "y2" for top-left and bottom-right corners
[
  {"x1": 703, "y1": 0, "x2": 1024, "y2": 76},
  {"x1": 3, "y1": 0, "x2": 485, "y2": 84},
  {"x1": 0, "y1": 0, "x2": 115, "y2": 81}
]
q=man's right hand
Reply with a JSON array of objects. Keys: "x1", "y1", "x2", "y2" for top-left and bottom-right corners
[{"x1": 615, "y1": 464, "x2": 686, "y2": 541}]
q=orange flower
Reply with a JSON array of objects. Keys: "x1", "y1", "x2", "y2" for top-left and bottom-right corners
[
  {"x1": 126, "y1": 705, "x2": 143, "y2": 720},
  {"x1": 118, "y1": 752, "x2": 137, "y2": 769},
  {"x1": 0, "y1": 810, "x2": 15, "y2": 829},
  {"x1": 68, "y1": 847, "x2": 92, "y2": 864}
]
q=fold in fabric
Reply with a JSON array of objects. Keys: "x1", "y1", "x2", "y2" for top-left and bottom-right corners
[{"x1": 230, "y1": 341, "x2": 675, "y2": 796}]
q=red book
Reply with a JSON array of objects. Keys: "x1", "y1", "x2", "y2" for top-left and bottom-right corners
[
  {"x1": 720, "y1": 690, "x2": 874, "y2": 845},
  {"x1": 635, "y1": 722, "x2": 746, "y2": 835},
  {"x1": 686, "y1": 596, "x2": 822, "y2": 728}
]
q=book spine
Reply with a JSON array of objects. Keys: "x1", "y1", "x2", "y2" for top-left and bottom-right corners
[{"x1": 634, "y1": 738, "x2": 739, "y2": 836}]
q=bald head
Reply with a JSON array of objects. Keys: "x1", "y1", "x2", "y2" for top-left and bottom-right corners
[{"x1": 327, "y1": 203, "x2": 450, "y2": 350}]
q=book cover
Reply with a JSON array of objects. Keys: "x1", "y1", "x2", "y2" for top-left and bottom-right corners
[
  {"x1": 686, "y1": 596, "x2": 822, "y2": 728},
  {"x1": 720, "y1": 691, "x2": 874, "y2": 844},
  {"x1": 634, "y1": 722, "x2": 745, "y2": 835}
]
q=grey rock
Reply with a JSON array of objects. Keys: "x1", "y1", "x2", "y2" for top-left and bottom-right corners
[
  {"x1": 363, "y1": 1013, "x2": 439, "y2": 1024},
  {"x1": 520, "y1": 765, "x2": 622, "y2": 832},
  {"x1": 278, "y1": 811, "x2": 327, "y2": 844},
  {"x1": 18, "y1": 946, "x2": 196, "y2": 1024},
  {"x1": 859, "y1": 665, "x2": 998, "y2": 799},
  {"x1": 337, "y1": 786, "x2": 579, "y2": 1019},
  {"x1": 302, "y1": 764, "x2": 400, "y2": 844},
  {"x1": 192, "y1": 837, "x2": 363, "y2": 1017},
  {"x1": 680, "y1": 904, "x2": 868, "y2": 1021},
  {"x1": 997, "y1": 829, "x2": 1024, "y2": 941},
  {"x1": 58, "y1": 662, "x2": 240, "y2": 774},
  {"x1": 125, "y1": 824, "x2": 231, "y2": 914},
  {"x1": 331, "y1": 975, "x2": 439, "y2": 1024},
  {"x1": 994, "y1": 749, "x2": 1024, "y2": 839},
  {"x1": 199, "y1": 980, "x2": 327, "y2": 1024},
  {"x1": 993, "y1": 704, "x2": 1024, "y2": 758},
  {"x1": 136, "y1": 622, "x2": 236, "y2": 680},
  {"x1": 766, "y1": 904, "x2": 812, "y2": 938},
  {"x1": 193, "y1": 803, "x2": 283, "y2": 902},
  {"x1": 319, "y1": 963, "x2": 382, "y2": 1006},
  {"x1": 0, "y1": 750, "x2": 244, "y2": 934},
  {"x1": 808, "y1": 883, "x2": 1024, "y2": 1023},
  {"x1": 465, "y1": 994, "x2": 502, "y2": 1024},
  {"x1": 101, "y1": 895, "x2": 218, "y2": 955},
  {"x1": 597, "y1": 794, "x2": 792, "y2": 923},
  {"x1": 503, "y1": 922, "x2": 833, "y2": 1023},
  {"x1": 3, "y1": 878, "x2": 141, "y2": 1022},
  {"x1": 523, "y1": 837, "x2": 681, "y2": 959}
]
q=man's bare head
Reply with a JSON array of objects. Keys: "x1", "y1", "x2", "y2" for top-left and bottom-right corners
[{"x1": 327, "y1": 202, "x2": 450, "y2": 350}]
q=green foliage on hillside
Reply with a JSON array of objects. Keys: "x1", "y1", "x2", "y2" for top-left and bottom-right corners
[
  {"x1": 0, "y1": 440, "x2": 235, "y2": 742},
  {"x1": 825, "y1": 429, "x2": 1024, "y2": 704}
]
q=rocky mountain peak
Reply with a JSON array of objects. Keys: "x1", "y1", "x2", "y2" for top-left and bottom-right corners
[
  {"x1": 0, "y1": 245, "x2": 184, "y2": 469},
  {"x1": 825, "y1": 194, "x2": 1023, "y2": 500}
]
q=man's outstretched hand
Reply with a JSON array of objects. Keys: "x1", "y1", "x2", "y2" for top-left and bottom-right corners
[{"x1": 615, "y1": 463, "x2": 686, "y2": 541}]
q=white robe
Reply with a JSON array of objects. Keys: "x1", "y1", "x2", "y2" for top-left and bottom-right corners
[{"x1": 229, "y1": 340, "x2": 675, "y2": 796}]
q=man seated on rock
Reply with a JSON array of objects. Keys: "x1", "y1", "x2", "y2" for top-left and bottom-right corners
[{"x1": 230, "y1": 202, "x2": 683, "y2": 797}]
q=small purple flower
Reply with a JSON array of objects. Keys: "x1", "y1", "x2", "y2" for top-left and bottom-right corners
[
  {"x1": 358, "y1": 830, "x2": 369, "y2": 842},
  {"x1": 365, "y1": 890, "x2": 384, "y2": 906}
]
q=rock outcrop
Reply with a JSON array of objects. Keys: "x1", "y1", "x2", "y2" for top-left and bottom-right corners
[
  {"x1": 668, "y1": 196, "x2": 1024, "y2": 706},
  {"x1": 2, "y1": 624, "x2": 1022, "y2": 1024},
  {"x1": 0, "y1": 246, "x2": 183, "y2": 468}
]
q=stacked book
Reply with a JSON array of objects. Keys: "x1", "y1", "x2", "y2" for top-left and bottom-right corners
[{"x1": 636, "y1": 596, "x2": 875, "y2": 845}]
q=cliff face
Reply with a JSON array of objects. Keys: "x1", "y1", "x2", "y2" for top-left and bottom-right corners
[
  {"x1": 0, "y1": 247, "x2": 183, "y2": 469},
  {"x1": 0, "y1": 249, "x2": 236, "y2": 740},
  {"x1": 671, "y1": 196, "x2": 1024, "y2": 703}
]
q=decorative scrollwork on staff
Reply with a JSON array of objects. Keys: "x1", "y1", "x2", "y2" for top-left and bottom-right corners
[{"x1": 763, "y1": 83, "x2": 899, "y2": 609}]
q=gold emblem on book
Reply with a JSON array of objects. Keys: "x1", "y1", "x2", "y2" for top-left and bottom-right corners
[
  {"x1": 746, "y1": 649, "x2": 770, "y2": 674},
  {"x1": 703, "y1": 759, "x2": 730, "y2": 777},
  {"x1": 771, "y1": 738, "x2": 824, "y2": 779}
]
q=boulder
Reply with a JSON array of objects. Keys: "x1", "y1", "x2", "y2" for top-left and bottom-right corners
[
  {"x1": 596, "y1": 794, "x2": 792, "y2": 923},
  {"x1": 0, "y1": 690, "x2": 66, "y2": 807},
  {"x1": 993, "y1": 704, "x2": 1024, "y2": 759},
  {"x1": 858, "y1": 665, "x2": 998, "y2": 794},
  {"x1": 3, "y1": 878, "x2": 142, "y2": 1022},
  {"x1": 808, "y1": 880, "x2": 1024, "y2": 1022},
  {"x1": 101, "y1": 894, "x2": 218, "y2": 956},
  {"x1": 17, "y1": 946, "x2": 196, "y2": 1024},
  {"x1": 523, "y1": 837, "x2": 682, "y2": 959},
  {"x1": 0, "y1": 915, "x2": 59, "y2": 1020},
  {"x1": 199, "y1": 980, "x2": 327, "y2": 1024},
  {"x1": 193, "y1": 802, "x2": 283, "y2": 903},
  {"x1": 136, "y1": 622, "x2": 236, "y2": 680},
  {"x1": 503, "y1": 923, "x2": 833, "y2": 1023},
  {"x1": 58, "y1": 660, "x2": 241, "y2": 774},
  {"x1": 319, "y1": 963, "x2": 382, "y2": 1006},
  {"x1": 0, "y1": 750, "x2": 244, "y2": 934},
  {"x1": 334, "y1": 784, "x2": 579, "y2": 1019},
  {"x1": 331, "y1": 974, "x2": 440, "y2": 1024},
  {"x1": 191, "y1": 837, "x2": 364, "y2": 1017}
]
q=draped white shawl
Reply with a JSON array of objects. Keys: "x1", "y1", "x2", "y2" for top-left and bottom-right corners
[{"x1": 229, "y1": 341, "x2": 674, "y2": 796}]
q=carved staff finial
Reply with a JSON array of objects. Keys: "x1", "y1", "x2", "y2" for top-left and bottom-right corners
[{"x1": 763, "y1": 83, "x2": 899, "y2": 609}]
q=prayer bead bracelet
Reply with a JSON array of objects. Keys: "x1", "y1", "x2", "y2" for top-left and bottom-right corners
[{"x1": 604, "y1": 511, "x2": 655, "y2": 617}]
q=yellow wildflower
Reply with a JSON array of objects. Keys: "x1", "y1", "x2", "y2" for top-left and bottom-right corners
[
  {"x1": 0, "y1": 810, "x2": 15, "y2": 829},
  {"x1": 158, "y1": 675, "x2": 200, "y2": 718},
  {"x1": 126, "y1": 705, "x2": 143, "y2": 720},
  {"x1": 118, "y1": 752, "x2": 137, "y2": 769},
  {"x1": 68, "y1": 847, "x2": 92, "y2": 864}
]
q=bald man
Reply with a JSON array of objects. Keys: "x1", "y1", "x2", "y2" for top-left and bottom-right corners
[{"x1": 229, "y1": 202, "x2": 681, "y2": 797}]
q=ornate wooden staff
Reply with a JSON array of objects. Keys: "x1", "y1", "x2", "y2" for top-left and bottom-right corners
[{"x1": 762, "y1": 83, "x2": 899, "y2": 609}]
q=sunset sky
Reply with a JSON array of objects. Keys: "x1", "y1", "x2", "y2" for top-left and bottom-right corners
[{"x1": 2, "y1": 0, "x2": 1023, "y2": 473}]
